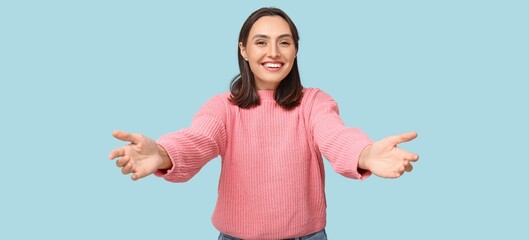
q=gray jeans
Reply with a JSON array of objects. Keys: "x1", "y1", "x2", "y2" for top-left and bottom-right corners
[{"x1": 218, "y1": 229, "x2": 327, "y2": 240}]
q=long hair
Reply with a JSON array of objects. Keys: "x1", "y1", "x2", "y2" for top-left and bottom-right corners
[{"x1": 229, "y1": 7, "x2": 303, "y2": 110}]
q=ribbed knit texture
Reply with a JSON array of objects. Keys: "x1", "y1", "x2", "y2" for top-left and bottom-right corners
[{"x1": 155, "y1": 88, "x2": 372, "y2": 240}]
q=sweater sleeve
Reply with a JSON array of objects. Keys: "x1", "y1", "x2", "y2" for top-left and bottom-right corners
[
  {"x1": 310, "y1": 90, "x2": 373, "y2": 180},
  {"x1": 154, "y1": 94, "x2": 227, "y2": 183}
]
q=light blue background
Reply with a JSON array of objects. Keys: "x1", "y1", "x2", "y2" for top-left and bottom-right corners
[{"x1": 1, "y1": 0, "x2": 527, "y2": 239}]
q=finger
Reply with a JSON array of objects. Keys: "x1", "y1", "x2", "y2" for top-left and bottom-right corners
[
  {"x1": 391, "y1": 171, "x2": 403, "y2": 179},
  {"x1": 122, "y1": 162, "x2": 133, "y2": 175},
  {"x1": 395, "y1": 148, "x2": 419, "y2": 162},
  {"x1": 405, "y1": 162, "x2": 413, "y2": 172},
  {"x1": 409, "y1": 153, "x2": 419, "y2": 162},
  {"x1": 112, "y1": 130, "x2": 140, "y2": 144},
  {"x1": 390, "y1": 132, "x2": 418, "y2": 145},
  {"x1": 402, "y1": 151, "x2": 419, "y2": 162},
  {"x1": 116, "y1": 155, "x2": 130, "y2": 168},
  {"x1": 131, "y1": 172, "x2": 143, "y2": 181},
  {"x1": 131, "y1": 173, "x2": 140, "y2": 181},
  {"x1": 131, "y1": 170, "x2": 151, "y2": 181},
  {"x1": 108, "y1": 147, "x2": 125, "y2": 160},
  {"x1": 398, "y1": 164, "x2": 406, "y2": 173}
]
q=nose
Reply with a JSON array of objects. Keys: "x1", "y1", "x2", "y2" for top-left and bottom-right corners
[{"x1": 268, "y1": 44, "x2": 280, "y2": 58}]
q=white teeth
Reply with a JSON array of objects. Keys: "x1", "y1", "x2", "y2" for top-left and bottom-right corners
[{"x1": 264, "y1": 63, "x2": 282, "y2": 68}]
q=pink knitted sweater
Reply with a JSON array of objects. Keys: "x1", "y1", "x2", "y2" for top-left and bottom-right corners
[{"x1": 155, "y1": 88, "x2": 372, "y2": 239}]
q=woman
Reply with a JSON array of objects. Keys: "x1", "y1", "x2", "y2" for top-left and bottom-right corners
[{"x1": 109, "y1": 7, "x2": 419, "y2": 240}]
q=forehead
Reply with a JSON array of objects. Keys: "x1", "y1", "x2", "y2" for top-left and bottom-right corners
[{"x1": 249, "y1": 16, "x2": 292, "y2": 37}]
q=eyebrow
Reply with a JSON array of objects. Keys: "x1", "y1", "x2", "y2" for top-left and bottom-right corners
[{"x1": 252, "y1": 34, "x2": 293, "y2": 40}]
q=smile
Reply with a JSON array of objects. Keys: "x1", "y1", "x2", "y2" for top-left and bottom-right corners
[{"x1": 262, "y1": 62, "x2": 284, "y2": 71}]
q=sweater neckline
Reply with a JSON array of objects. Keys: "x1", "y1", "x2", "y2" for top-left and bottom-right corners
[{"x1": 257, "y1": 90, "x2": 275, "y2": 100}]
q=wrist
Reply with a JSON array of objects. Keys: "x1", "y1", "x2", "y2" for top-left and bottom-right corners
[
  {"x1": 156, "y1": 144, "x2": 173, "y2": 170},
  {"x1": 358, "y1": 144, "x2": 372, "y2": 171}
]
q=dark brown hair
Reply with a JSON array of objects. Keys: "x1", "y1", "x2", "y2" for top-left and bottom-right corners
[{"x1": 229, "y1": 7, "x2": 303, "y2": 110}]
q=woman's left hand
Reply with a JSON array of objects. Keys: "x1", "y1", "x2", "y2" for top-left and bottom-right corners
[{"x1": 358, "y1": 132, "x2": 419, "y2": 178}]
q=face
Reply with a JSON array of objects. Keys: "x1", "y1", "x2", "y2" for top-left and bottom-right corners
[{"x1": 239, "y1": 16, "x2": 297, "y2": 90}]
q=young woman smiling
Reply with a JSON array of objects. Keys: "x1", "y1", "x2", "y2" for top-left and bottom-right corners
[{"x1": 109, "y1": 7, "x2": 419, "y2": 240}]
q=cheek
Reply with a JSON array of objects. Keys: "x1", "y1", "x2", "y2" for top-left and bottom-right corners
[
  {"x1": 248, "y1": 61, "x2": 262, "y2": 73},
  {"x1": 247, "y1": 47, "x2": 265, "y2": 59},
  {"x1": 283, "y1": 49, "x2": 297, "y2": 61}
]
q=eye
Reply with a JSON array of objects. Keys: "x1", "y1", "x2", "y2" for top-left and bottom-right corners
[
  {"x1": 279, "y1": 41, "x2": 291, "y2": 46},
  {"x1": 256, "y1": 40, "x2": 266, "y2": 45}
]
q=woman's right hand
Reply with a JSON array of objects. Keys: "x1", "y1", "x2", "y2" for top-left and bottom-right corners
[{"x1": 108, "y1": 130, "x2": 171, "y2": 181}]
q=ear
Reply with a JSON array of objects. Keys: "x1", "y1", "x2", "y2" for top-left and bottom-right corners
[{"x1": 239, "y1": 42, "x2": 248, "y2": 60}]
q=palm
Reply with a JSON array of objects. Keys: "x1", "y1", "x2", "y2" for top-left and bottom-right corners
[
  {"x1": 109, "y1": 130, "x2": 163, "y2": 180},
  {"x1": 124, "y1": 140, "x2": 160, "y2": 174}
]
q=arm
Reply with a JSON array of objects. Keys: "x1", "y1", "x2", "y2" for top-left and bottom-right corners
[
  {"x1": 152, "y1": 95, "x2": 227, "y2": 182},
  {"x1": 310, "y1": 90, "x2": 419, "y2": 179},
  {"x1": 310, "y1": 91, "x2": 373, "y2": 179},
  {"x1": 109, "y1": 95, "x2": 227, "y2": 182},
  {"x1": 109, "y1": 124, "x2": 224, "y2": 182}
]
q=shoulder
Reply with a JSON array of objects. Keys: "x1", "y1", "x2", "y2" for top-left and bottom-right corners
[
  {"x1": 300, "y1": 88, "x2": 340, "y2": 116},
  {"x1": 196, "y1": 92, "x2": 233, "y2": 116},
  {"x1": 302, "y1": 88, "x2": 336, "y2": 105},
  {"x1": 200, "y1": 92, "x2": 233, "y2": 106}
]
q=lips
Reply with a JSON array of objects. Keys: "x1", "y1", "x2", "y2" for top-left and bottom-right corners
[{"x1": 261, "y1": 62, "x2": 284, "y2": 72}]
